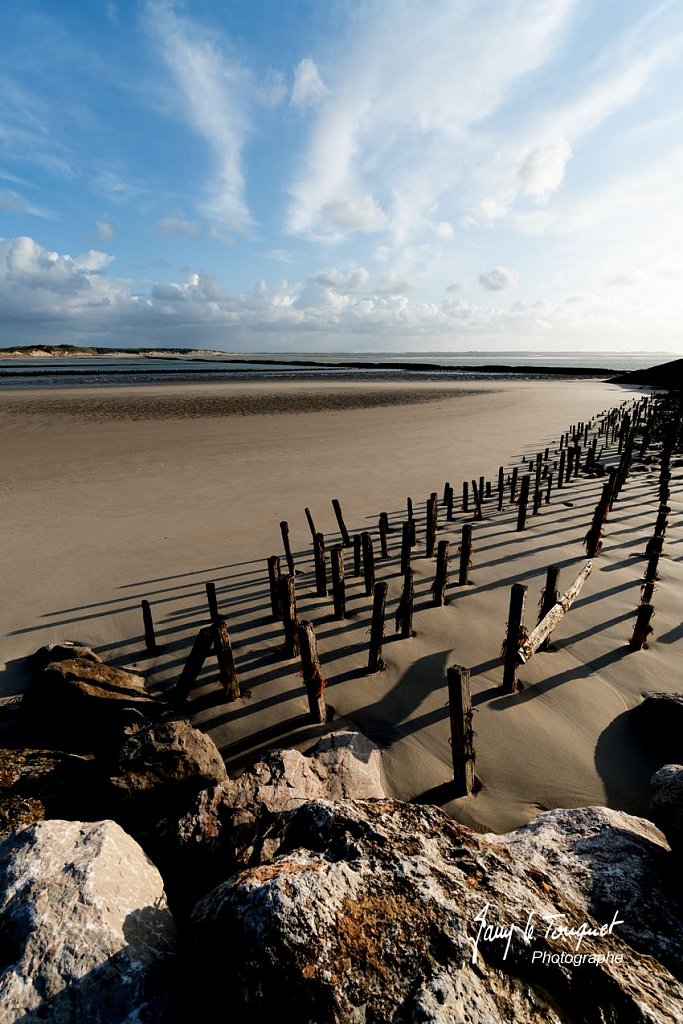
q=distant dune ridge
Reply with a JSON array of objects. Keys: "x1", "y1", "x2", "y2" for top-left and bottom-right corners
[{"x1": 610, "y1": 357, "x2": 683, "y2": 388}]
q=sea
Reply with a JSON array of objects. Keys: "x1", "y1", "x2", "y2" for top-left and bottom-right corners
[{"x1": 0, "y1": 351, "x2": 677, "y2": 390}]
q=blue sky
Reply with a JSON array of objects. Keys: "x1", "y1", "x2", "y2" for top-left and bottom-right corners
[{"x1": 1, "y1": 0, "x2": 683, "y2": 353}]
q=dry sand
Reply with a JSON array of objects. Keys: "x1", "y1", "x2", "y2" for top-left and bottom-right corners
[{"x1": 2, "y1": 377, "x2": 680, "y2": 833}]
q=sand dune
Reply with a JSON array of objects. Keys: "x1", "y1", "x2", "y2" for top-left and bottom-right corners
[{"x1": 2, "y1": 377, "x2": 679, "y2": 832}]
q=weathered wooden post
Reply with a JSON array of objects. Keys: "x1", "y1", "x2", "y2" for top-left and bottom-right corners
[
  {"x1": 532, "y1": 486, "x2": 542, "y2": 516},
  {"x1": 545, "y1": 473, "x2": 553, "y2": 504},
  {"x1": 331, "y1": 544, "x2": 346, "y2": 619},
  {"x1": 446, "y1": 484, "x2": 455, "y2": 522},
  {"x1": 517, "y1": 562, "x2": 593, "y2": 664},
  {"x1": 645, "y1": 534, "x2": 664, "y2": 558},
  {"x1": 641, "y1": 580, "x2": 655, "y2": 604},
  {"x1": 141, "y1": 600, "x2": 158, "y2": 655},
  {"x1": 353, "y1": 534, "x2": 362, "y2": 576},
  {"x1": 462, "y1": 481, "x2": 469, "y2": 513},
  {"x1": 443, "y1": 481, "x2": 451, "y2": 504},
  {"x1": 516, "y1": 474, "x2": 531, "y2": 531},
  {"x1": 458, "y1": 523, "x2": 473, "y2": 585},
  {"x1": 304, "y1": 507, "x2": 317, "y2": 541},
  {"x1": 565, "y1": 448, "x2": 575, "y2": 484},
  {"x1": 267, "y1": 555, "x2": 282, "y2": 618},
  {"x1": 447, "y1": 665, "x2": 475, "y2": 796},
  {"x1": 401, "y1": 521, "x2": 412, "y2": 575},
  {"x1": 378, "y1": 513, "x2": 389, "y2": 558},
  {"x1": 214, "y1": 617, "x2": 240, "y2": 700},
  {"x1": 535, "y1": 453, "x2": 543, "y2": 495},
  {"x1": 407, "y1": 497, "x2": 416, "y2": 546},
  {"x1": 332, "y1": 498, "x2": 352, "y2": 547},
  {"x1": 280, "y1": 520, "x2": 296, "y2": 576},
  {"x1": 497, "y1": 466, "x2": 504, "y2": 511},
  {"x1": 573, "y1": 445, "x2": 581, "y2": 478},
  {"x1": 557, "y1": 449, "x2": 566, "y2": 490},
  {"x1": 205, "y1": 582, "x2": 219, "y2": 623},
  {"x1": 426, "y1": 494, "x2": 438, "y2": 557},
  {"x1": 362, "y1": 531, "x2": 375, "y2": 596},
  {"x1": 432, "y1": 540, "x2": 450, "y2": 605},
  {"x1": 395, "y1": 569, "x2": 414, "y2": 639},
  {"x1": 630, "y1": 604, "x2": 654, "y2": 650},
  {"x1": 510, "y1": 466, "x2": 519, "y2": 503},
  {"x1": 279, "y1": 574, "x2": 299, "y2": 658},
  {"x1": 297, "y1": 620, "x2": 328, "y2": 723},
  {"x1": 502, "y1": 583, "x2": 527, "y2": 693},
  {"x1": 175, "y1": 625, "x2": 214, "y2": 704},
  {"x1": 485, "y1": 480, "x2": 492, "y2": 499},
  {"x1": 538, "y1": 566, "x2": 560, "y2": 652},
  {"x1": 644, "y1": 550, "x2": 660, "y2": 584},
  {"x1": 654, "y1": 504, "x2": 670, "y2": 537},
  {"x1": 368, "y1": 581, "x2": 388, "y2": 672},
  {"x1": 314, "y1": 532, "x2": 327, "y2": 597},
  {"x1": 471, "y1": 479, "x2": 483, "y2": 521}
]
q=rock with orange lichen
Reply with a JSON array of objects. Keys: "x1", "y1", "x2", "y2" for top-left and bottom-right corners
[{"x1": 190, "y1": 799, "x2": 682, "y2": 1024}]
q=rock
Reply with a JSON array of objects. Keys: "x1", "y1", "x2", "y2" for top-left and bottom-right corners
[
  {"x1": 27, "y1": 642, "x2": 102, "y2": 674},
  {"x1": 0, "y1": 819, "x2": 176, "y2": 1023},
  {"x1": 153, "y1": 732, "x2": 385, "y2": 910},
  {"x1": 650, "y1": 764, "x2": 683, "y2": 857},
  {"x1": 635, "y1": 691, "x2": 683, "y2": 762},
  {"x1": 0, "y1": 748, "x2": 103, "y2": 840},
  {"x1": 20, "y1": 657, "x2": 162, "y2": 754},
  {"x1": 190, "y1": 799, "x2": 682, "y2": 1023},
  {"x1": 109, "y1": 717, "x2": 228, "y2": 827},
  {"x1": 496, "y1": 804, "x2": 683, "y2": 981}
]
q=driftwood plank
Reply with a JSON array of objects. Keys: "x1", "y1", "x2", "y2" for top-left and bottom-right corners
[{"x1": 517, "y1": 561, "x2": 593, "y2": 664}]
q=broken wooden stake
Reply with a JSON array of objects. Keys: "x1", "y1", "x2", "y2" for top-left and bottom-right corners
[
  {"x1": 297, "y1": 620, "x2": 328, "y2": 724},
  {"x1": 175, "y1": 625, "x2": 214, "y2": 704},
  {"x1": 517, "y1": 562, "x2": 593, "y2": 664},
  {"x1": 395, "y1": 568, "x2": 414, "y2": 639},
  {"x1": 432, "y1": 540, "x2": 450, "y2": 606},
  {"x1": 447, "y1": 665, "x2": 475, "y2": 796},
  {"x1": 332, "y1": 498, "x2": 352, "y2": 547},
  {"x1": 314, "y1": 532, "x2": 327, "y2": 597},
  {"x1": 267, "y1": 555, "x2": 282, "y2": 619},
  {"x1": 141, "y1": 600, "x2": 158, "y2": 655},
  {"x1": 214, "y1": 617, "x2": 240, "y2": 700},
  {"x1": 279, "y1": 574, "x2": 299, "y2": 658},
  {"x1": 537, "y1": 565, "x2": 560, "y2": 652},
  {"x1": 368, "y1": 581, "x2": 388, "y2": 672},
  {"x1": 630, "y1": 604, "x2": 654, "y2": 650},
  {"x1": 331, "y1": 544, "x2": 346, "y2": 620},
  {"x1": 280, "y1": 520, "x2": 296, "y2": 576},
  {"x1": 502, "y1": 583, "x2": 527, "y2": 693}
]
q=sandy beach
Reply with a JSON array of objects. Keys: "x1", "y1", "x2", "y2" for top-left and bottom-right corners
[{"x1": 2, "y1": 376, "x2": 679, "y2": 833}]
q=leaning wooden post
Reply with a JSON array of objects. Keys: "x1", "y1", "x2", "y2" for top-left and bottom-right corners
[
  {"x1": 502, "y1": 583, "x2": 527, "y2": 693},
  {"x1": 516, "y1": 474, "x2": 531, "y2": 531},
  {"x1": 280, "y1": 520, "x2": 296, "y2": 576},
  {"x1": 352, "y1": 533, "x2": 362, "y2": 576},
  {"x1": 368, "y1": 581, "x2": 388, "y2": 672},
  {"x1": 432, "y1": 540, "x2": 450, "y2": 606},
  {"x1": 538, "y1": 566, "x2": 560, "y2": 652},
  {"x1": 458, "y1": 523, "x2": 473, "y2": 585},
  {"x1": 331, "y1": 498, "x2": 352, "y2": 547},
  {"x1": 378, "y1": 513, "x2": 389, "y2": 558},
  {"x1": 517, "y1": 562, "x2": 592, "y2": 664},
  {"x1": 175, "y1": 625, "x2": 214, "y2": 704},
  {"x1": 497, "y1": 466, "x2": 504, "y2": 511},
  {"x1": 630, "y1": 604, "x2": 654, "y2": 650},
  {"x1": 304, "y1": 507, "x2": 317, "y2": 541},
  {"x1": 401, "y1": 521, "x2": 412, "y2": 575},
  {"x1": 395, "y1": 569, "x2": 414, "y2": 639},
  {"x1": 279, "y1": 574, "x2": 299, "y2": 658},
  {"x1": 214, "y1": 617, "x2": 240, "y2": 700},
  {"x1": 141, "y1": 600, "x2": 158, "y2": 655},
  {"x1": 447, "y1": 665, "x2": 475, "y2": 796},
  {"x1": 314, "y1": 532, "x2": 327, "y2": 597},
  {"x1": 362, "y1": 531, "x2": 375, "y2": 596},
  {"x1": 205, "y1": 582, "x2": 219, "y2": 623},
  {"x1": 297, "y1": 620, "x2": 328, "y2": 724},
  {"x1": 267, "y1": 555, "x2": 282, "y2": 618},
  {"x1": 425, "y1": 495, "x2": 438, "y2": 557},
  {"x1": 331, "y1": 544, "x2": 346, "y2": 619}
]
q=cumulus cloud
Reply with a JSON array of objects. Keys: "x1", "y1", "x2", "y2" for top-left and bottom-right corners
[
  {"x1": 318, "y1": 195, "x2": 389, "y2": 236},
  {"x1": 479, "y1": 267, "x2": 519, "y2": 291},
  {"x1": 517, "y1": 139, "x2": 572, "y2": 199},
  {"x1": 310, "y1": 267, "x2": 369, "y2": 293},
  {"x1": 291, "y1": 58, "x2": 326, "y2": 109}
]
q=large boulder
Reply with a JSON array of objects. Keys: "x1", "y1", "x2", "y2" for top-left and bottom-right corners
[
  {"x1": 20, "y1": 657, "x2": 162, "y2": 754},
  {"x1": 650, "y1": 764, "x2": 683, "y2": 858},
  {"x1": 0, "y1": 819, "x2": 176, "y2": 1023},
  {"x1": 190, "y1": 799, "x2": 682, "y2": 1023},
  {"x1": 0, "y1": 748, "x2": 102, "y2": 840},
  {"x1": 27, "y1": 641, "x2": 103, "y2": 674},
  {"x1": 635, "y1": 691, "x2": 683, "y2": 762},
  {"x1": 109, "y1": 717, "x2": 228, "y2": 828},
  {"x1": 153, "y1": 732, "x2": 385, "y2": 910}
]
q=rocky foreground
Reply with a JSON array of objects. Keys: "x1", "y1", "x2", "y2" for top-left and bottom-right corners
[{"x1": 0, "y1": 644, "x2": 682, "y2": 1023}]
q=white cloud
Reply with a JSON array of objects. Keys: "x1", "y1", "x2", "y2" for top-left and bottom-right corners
[
  {"x1": 479, "y1": 267, "x2": 519, "y2": 291},
  {"x1": 310, "y1": 267, "x2": 369, "y2": 293},
  {"x1": 146, "y1": 0, "x2": 252, "y2": 232},
  {"x1": 291, "y1": 58, "x2": 327, "y2": 109},
  {"x1": 318, "y1": 195, "x2": 389, "y2": 237},
  {"x1": 157, "y1": 217, "x2": 200, "y2": 236},
  {"x1": 95, "y1": 220, "x2": 114, "y2": 241}
]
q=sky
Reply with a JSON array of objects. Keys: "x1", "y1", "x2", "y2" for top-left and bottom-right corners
[{"x1": 1, "y1": 0, "x2": 683, "y2": 354}]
